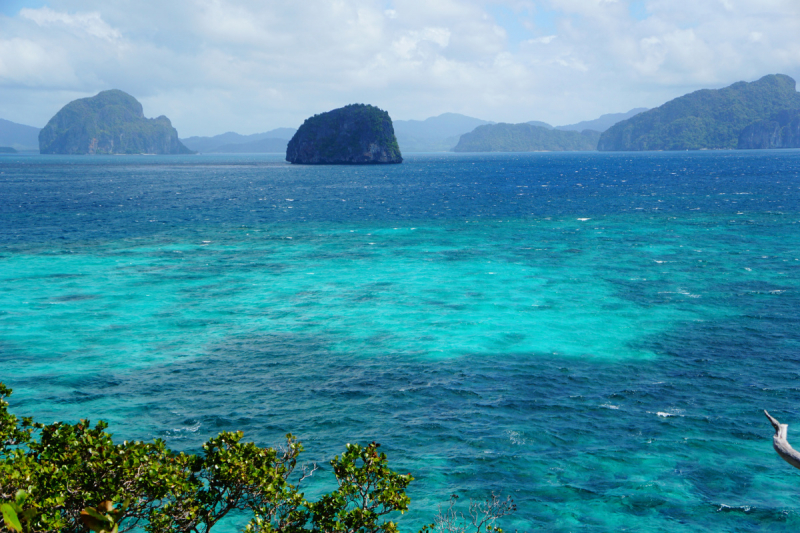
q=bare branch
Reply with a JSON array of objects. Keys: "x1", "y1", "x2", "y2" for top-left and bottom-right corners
[
  {"x1": 298, "y1": 462, "x2": 319, "y2": 483},
  {"x1": 435, "y1": 493, "x2": 515, "y2": 533},
  {"x1": 764, "y1": 410, "x2": 800, "y2": 470}
]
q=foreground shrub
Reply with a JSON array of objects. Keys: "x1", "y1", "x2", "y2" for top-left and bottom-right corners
[{"x1": 1, "y1": 383, "x2": 512, "y2": 533}]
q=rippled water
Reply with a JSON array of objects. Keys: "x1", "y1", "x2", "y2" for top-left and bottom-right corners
[{"x1": 2, "y1": 151, "x2": 800, "y2": 531}]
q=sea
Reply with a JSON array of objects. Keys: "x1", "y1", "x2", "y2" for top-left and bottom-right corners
[{"x1": 1, "y1": 150, "x2": 800, "y2": 532}]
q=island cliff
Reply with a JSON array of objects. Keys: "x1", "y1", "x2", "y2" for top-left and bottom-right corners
[
  {"x1": 738, "y1": 109, "x2": 800, "y2": 149},
  {"x1": 286, "y1": 104, "x2": 402, "y2": 164},
  {"x1": 39, "y1": 90, "x2": 193, "y2": 155},
  {"x1": 598, "y1": 74, "x2": 800, "y2": 151}
]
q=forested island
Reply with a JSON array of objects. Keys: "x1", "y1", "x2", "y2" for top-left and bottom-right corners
[
  {"x1": 286, "y1": 104, "x2": 402, "y2": 164},
  {"x1": 39, "y1": 90, "x2": 193, "y2": 155},
  {"x1": 453, "y1": 123, "x2": 600, "y2": 152},
  {"x1": 0, "y1": 118, "x2": 40, "y2": 151},
  {"x1": 598, "y1": 74, "x2": 800, "y2": 151}
]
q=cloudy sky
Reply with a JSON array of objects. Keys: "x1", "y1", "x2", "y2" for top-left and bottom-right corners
[{"x1": 1, "y1": 0, "x2": 799, "y2": 136}]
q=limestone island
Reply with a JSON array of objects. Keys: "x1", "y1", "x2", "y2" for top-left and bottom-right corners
[
  {"x1": 39, "y1": 90, "x2": 193, "y2": 155},
  {"x1": 286, "y1": 104, "x2": 402, "y2": 164}
]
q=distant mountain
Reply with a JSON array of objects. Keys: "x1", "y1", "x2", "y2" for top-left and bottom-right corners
[
  {"x1": 598, "y1": 74, "x2": 800, "y2": 151},
  {"x1": 393, "y1": 113, "x2": 493, "y2": 152},
  {"x1": 556, "y1": 108, "x2": 648, "y2": 133},
  {"x1": 181, "y1": 128, "x2": 296, "y2": 153},
  {"x1": 527, "y1": 120, "x2": 553, "y2": 129},
  {"x1": 0, "y1": 118, "x2": 41, "y2": 151},
  {"x1": 453, "y1": 123, "x2": 601, "y2": 152},
  {"x1": 40, "y1": 90, "x2": 192, "y2": 155},
  {"x1": 738, "y1": 109, "x2": 800, "y2": 149}
]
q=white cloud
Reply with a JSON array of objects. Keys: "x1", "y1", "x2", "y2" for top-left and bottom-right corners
[
  {"x1": 20, "y1": 7, "x2": 121, "y2": 41},
  {"x1": 0, "y1": 38, "x2": 74, "y2": 86},
  {"x1": 0, "y1": 0, "x2": 798, "y2": 135},
  {"x1": 529, "y1": 35, "x2": 557, "y2": 44},
  {"x1": 391, "y1": 28, "x2": 451, "y2": 59}
]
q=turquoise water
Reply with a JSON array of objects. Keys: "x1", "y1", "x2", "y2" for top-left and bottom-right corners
[{"x1": 2, "y1": 152, "x2": 800, "y2": 531}]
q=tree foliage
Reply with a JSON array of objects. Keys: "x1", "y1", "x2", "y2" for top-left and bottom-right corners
[
  {"x1": 1, "y1": 383, "x2": 514, "y2": 533},
  {"x1": 0, "y1": 383, "x2": 413, "y2": 533}
]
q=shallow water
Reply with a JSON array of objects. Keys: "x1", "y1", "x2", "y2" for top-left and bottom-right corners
[{"x1": 2, "y1": 151, "x2": 800, "y2": 531}]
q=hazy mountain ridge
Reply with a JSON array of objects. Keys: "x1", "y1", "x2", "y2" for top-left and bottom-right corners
[
  {"x1": 598, "y1": 74, "x2": 800, "y2": 151},
  {"x1": 0, "y1": 118, "x2": 41, "y2": 151},
  {"x1": 527, "y1": 120, "x2": 554, "y2": 129},
  {"x1": 393, "y1": 113, "x2": 494, "y2": 152},
  {"x1": 181, "y1": 128, "x2": 296, "y2": 153},
  {"x1": 556, "y1": 108, "x2": 648, "y2": 132}
]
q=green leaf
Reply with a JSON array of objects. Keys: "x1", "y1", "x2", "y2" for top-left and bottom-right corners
[
  {"x1": 14, "y1": 491, "x2": 28, "y2": 507},
  {"x1": 2, "y1": 503, "x2": 23, "y2": 533}
]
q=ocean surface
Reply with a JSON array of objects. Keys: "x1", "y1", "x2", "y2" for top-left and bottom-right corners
[{"x1": 1, "y1": 150, "x2": 800, "y2": 531}]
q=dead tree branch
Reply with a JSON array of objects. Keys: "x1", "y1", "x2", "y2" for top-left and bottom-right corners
[{"x1": 764, "y1": 410, "x2": 800, "y2": 470}]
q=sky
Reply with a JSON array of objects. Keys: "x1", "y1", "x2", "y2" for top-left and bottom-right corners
[{"x1": 1, "y1": 0, "x2": 799, "y2": 137}]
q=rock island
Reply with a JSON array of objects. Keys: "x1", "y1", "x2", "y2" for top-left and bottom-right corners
[
  {"x1": 286, "y1": 104, "x2": 402, "y2": 164},
  {"x1": 39, "y1": 90, "x2": 193, "y2": 155}
]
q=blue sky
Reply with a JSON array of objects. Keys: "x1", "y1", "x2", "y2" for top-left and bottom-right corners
[
  {"x1": 0, "y1": 0, "x2": 43, "y2": 16},
  {"x1": 1, "y1": 0, "x2": 799, "y2": 136},
  {"x1": 485, "y1": 5, "x2": 561, "y2": 47}
]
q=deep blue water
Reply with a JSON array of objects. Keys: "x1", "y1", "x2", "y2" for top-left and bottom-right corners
[{"x1": 2, "y1": 151, "x2": 800, "y2": 531}]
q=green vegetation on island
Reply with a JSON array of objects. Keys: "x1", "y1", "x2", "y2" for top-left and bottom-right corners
[
  {"x1": 738, "y1": 109, "x2": 800, "y2": 149},
  {"x1": 286, "y1": 104, "x2": 402, "y2": 164},
  {"x1": 0, "y1": 384, "x2": 513, "y2": 533},
  {"x1": 598, "y1": 74, "x2": 800, "y2": 151},
  {"x1": 452, "y1": 123, "x2": 601, "y2": 152},
  {"x1": 39, "y1": 90, "x2": 193, "y2": 155}
]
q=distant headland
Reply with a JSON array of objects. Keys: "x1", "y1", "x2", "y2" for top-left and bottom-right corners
[
  {"x1": 598, "y1": 74, "x2": 800, "y2": 151},
  {"x1": 286, "y1": 104, "x2": 402, "y2": 164},
  {"x1": 39, "y1": 90, "x2": 193, "y2": 155}
]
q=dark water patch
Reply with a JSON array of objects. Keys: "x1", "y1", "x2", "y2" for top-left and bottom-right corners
[{"x1": 54, "y1": 293, "x2": 97, "y2": 301}]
